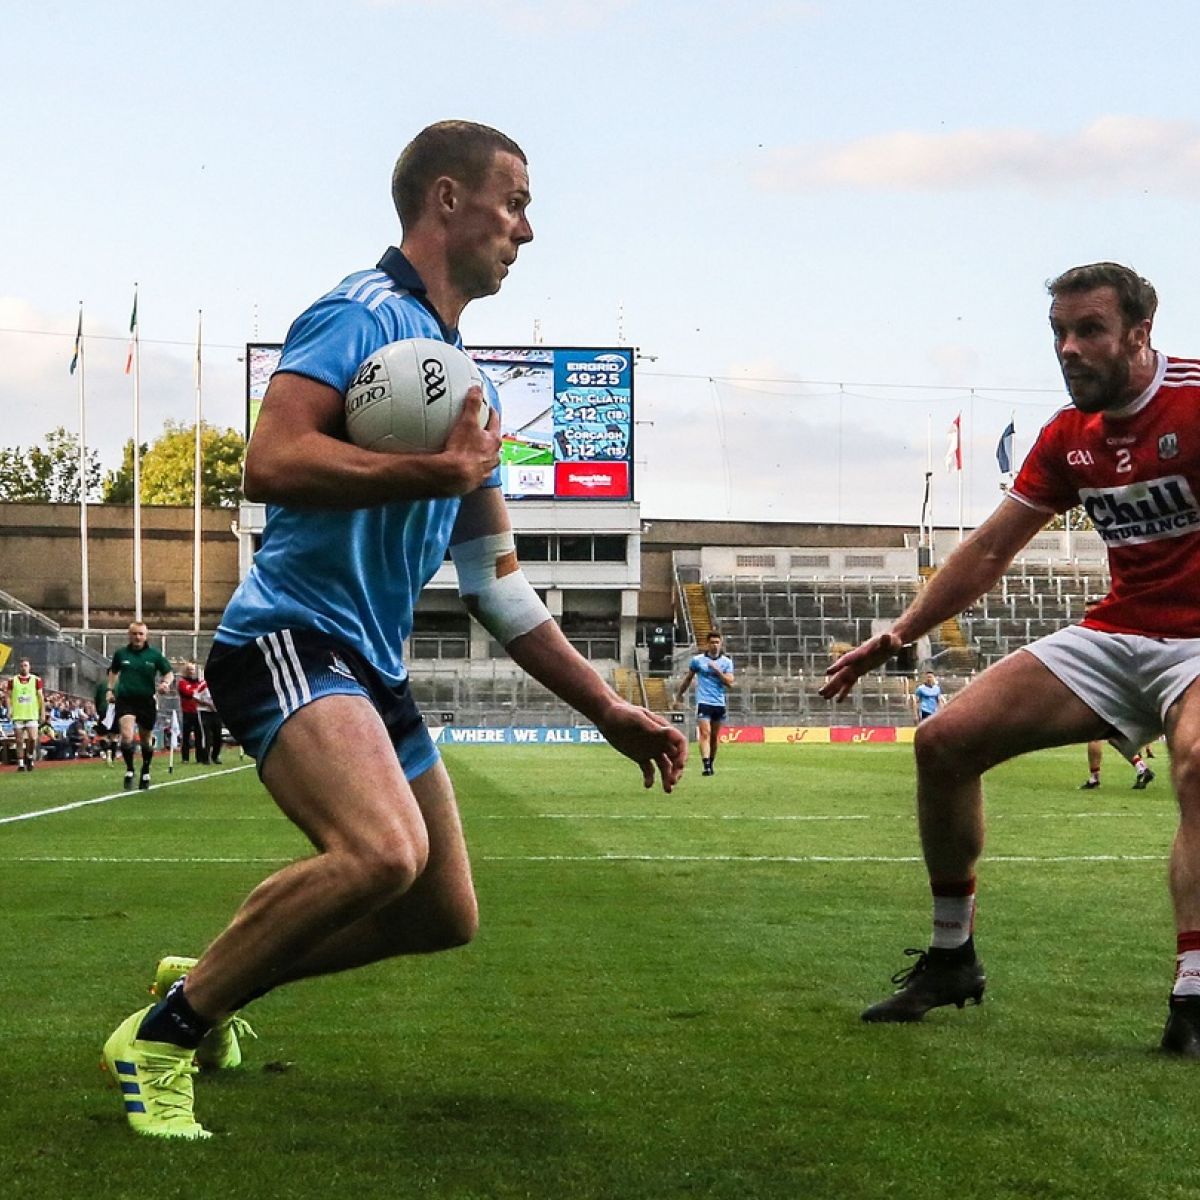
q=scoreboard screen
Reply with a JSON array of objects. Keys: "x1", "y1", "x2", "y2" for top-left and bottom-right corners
[{"x1": 246, "y1": 343, "x2": 634, "y2": 501}]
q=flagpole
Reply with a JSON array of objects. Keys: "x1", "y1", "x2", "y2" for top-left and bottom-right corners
[
  {"x1": 193, "y1": 309, "x2": 203, "y2": 635},
  {"x1": 926, "y1": 415, "x2": 934, "y2": 560},
  {"x1": 1006, "y1": 410, "x2": 1015, "y2": 491},
  {"x1": 131, "y1": 284, "x2": 143, "y2": 622},
  {"x1": 957, "y1": 411, "x2": 965, "y2": 542},
  {"x1": 957, "y1": 454, "x2": 964, "y2": 543},
  {"x1": 75, "y1": 303, "x2": 91, "y2": 630},
  {"x1": 957, "y1": 409, "x2": 964, "y2": 543},
  {"x1": 965, "y1": 391, "x2": 974, "y2": 543}
]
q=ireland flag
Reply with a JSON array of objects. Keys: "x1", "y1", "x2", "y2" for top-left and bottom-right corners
[{"x1": 124, "y1": 288, "x2": 138, "y2": 375}]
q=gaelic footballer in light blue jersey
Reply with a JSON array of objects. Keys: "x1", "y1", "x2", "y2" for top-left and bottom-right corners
[
  {"x1": 912, "y1": 671, "x2": 945, "y2": 722},
  {"x1": 676, "y1": 631, "x2": 735, "y2": 776},
  {"x1": 102, "y1": 122, "x2": 686, "y2": 1145},
  {"x1": 217, "y1": 247, "x2": 502, "y2": 697}
]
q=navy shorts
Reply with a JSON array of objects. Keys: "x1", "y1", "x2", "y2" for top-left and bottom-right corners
[
  {"x1": 697, "y1": 703, "x2": 727, "y2": 721},
  {"x1": 205, "y1": 629, "x2": 438, "y2": 781}
]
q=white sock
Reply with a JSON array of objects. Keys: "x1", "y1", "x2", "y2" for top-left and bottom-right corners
[
  {"x1": 931, "y1": 890, "x2": 975, "y2": 949},
  {"x1": 1174, "y1": 949, "x2": 1200, "y2": 997}
]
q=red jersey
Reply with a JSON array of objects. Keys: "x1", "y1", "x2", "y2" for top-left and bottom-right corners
[
  {"x1": 176, "y1": 677, "x2": 205, "y2": 714},
  {"x1": 1010, "y1": 354, "x2": 1200, "y2": 638}
]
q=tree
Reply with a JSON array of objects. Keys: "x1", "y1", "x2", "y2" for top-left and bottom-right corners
[
  {"x1": 101, "y1": 439, "x2": 148, "y2": 504},
  {"x1": 0, "y1": 427, "x2": 103, "y2": 502},
  {"x1": 1044, "y1": 505, "x2": 1094, "y2": 532},
  {"x1": 1002, "y1": 484, "x2": 1093, "y2": 532},
  {"x1": 102, "y1": 422, "x2": 246, "y2": 507}
]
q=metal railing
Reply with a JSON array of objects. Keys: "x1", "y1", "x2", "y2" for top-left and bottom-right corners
[
  {"x1": 63, "y1": 628, "x2": 216, "y2": 666},
  {"x1": 673, "y1": 554, "x2": 697, "y2": 650},
  {"x1": 1, "y1": 591, "x2": 110, "y2": 695}
]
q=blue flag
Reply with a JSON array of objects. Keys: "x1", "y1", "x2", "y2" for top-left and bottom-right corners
[{"x1": 996, "y1": 419, "x2": 1015, "y2": 475}]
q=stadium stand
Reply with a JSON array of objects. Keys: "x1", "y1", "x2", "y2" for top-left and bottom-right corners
[
  {"x1": 0, "y1": 514, "x2": 1112, "y2": 734},
  {"x1": 405, "y1": 662, "x2": 582, "y2": 728},
  {"x1": 660, "y1": 550, "x2": 1112, "y2": 727},
  {"x1": 0, "y1": 586, "x2": 110, "y2": 697}
]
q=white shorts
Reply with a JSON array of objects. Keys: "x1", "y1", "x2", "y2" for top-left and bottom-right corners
[
  {"x1": 13, "y1": 720, "x2": 38, "y2": 733},
  {"x1": 1021, "y1": 625, "x2": 1200, "y2": 748}
]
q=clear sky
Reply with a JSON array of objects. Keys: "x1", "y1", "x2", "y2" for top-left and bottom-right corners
[{"x1": 5, "y1": 0, "x2": 1200, "y2": 528}]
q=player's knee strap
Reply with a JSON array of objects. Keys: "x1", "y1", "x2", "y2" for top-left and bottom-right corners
[{"x1": 450, "y1": 532, "x2": 552, "y2": 647}]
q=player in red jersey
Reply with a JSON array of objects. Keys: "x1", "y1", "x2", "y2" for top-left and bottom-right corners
[{"x1": 821, "y1": 262, "x2": 1200, "y2": 1053}]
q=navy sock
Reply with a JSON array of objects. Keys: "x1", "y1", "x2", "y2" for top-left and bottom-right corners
[
  {"x1": 136, "y1": 979, "x2": 213, "y2": 1049},
  {"x1": 233, "y1": 984, "x2": 271, "y2": 1010},
  {"x1": 122, "y1": 745, "x2": 135, "y2": 772},
  {"x1": 141, "y1": 748, "x2": 154, "y2": 771}
]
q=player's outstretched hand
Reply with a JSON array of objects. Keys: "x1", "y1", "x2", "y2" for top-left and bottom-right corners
[
  {"x1": 441, "y1": 388, "x2": 502, "y2": 495},
  {"x1": 819, "y1": 632, "x2": 904, "y2": 702},
  {"x1": 597, "y1": 702, "x2": 688, "y2": 793}
]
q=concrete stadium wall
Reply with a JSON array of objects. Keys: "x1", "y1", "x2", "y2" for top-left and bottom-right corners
[
  {"x1": 0, "y1": 502, "x2": 240, "y2": 627},
  {"x1": 1, "y1": 506, "x2": 948, "y2": 630}
]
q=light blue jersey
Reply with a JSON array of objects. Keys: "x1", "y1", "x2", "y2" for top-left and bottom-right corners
[
  {"x1": 914, "y1": 682, "x2": 943, "y2": 716},
  {"x1": 690, "y1": 653, "x2": 733, "y2": 707},
  {"x1": 217, "y1": 250, "x2": 501, "y2": 686}
]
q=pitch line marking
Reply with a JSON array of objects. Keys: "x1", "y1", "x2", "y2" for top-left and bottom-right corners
[
  {"x1": 0, "y1": 764, "x2": 255, "y2": 826},
  {"x1": 0, "y1": 803, "x2": 1155, "y2": 829},
  {"x1": 0, "y1": 852, "x2": 1169, "y2": 866},
  {"x1": 473, "y1": 811, "x2": 1158, "y2": 822},
  {"x1": 482, "y1": 853, "x2": 1170, "y2": 864}
]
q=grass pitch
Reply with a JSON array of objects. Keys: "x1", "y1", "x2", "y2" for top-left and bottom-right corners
[{"x1": 0, "y1": 743, "x2": 1190, "y2": 1199}]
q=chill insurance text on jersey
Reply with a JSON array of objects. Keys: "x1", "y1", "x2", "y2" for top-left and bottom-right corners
[{"x1": 1011, "y1": 355, "x2": 1200, "y2": 638}]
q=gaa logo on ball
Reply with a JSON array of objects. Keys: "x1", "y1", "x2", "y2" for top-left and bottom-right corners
[
  {"x1": 345, "y1": 337, "x2": 487, "y2": 454},
  {"x1": 421, "y1": 358, "x2": 448, "y2": 405}
]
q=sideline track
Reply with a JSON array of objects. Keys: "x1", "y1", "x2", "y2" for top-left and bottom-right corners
[{"x1": 0, "y1": 763, "x2": 255, "y2": 826}]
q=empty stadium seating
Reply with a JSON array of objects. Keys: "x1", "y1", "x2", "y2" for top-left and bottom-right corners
[
  {"x1": 406, "y1": 662, "x2": 583, "y2": 727},
  {"x1": 690, "y1": 561, "x2": 1110, "y2": 725}
]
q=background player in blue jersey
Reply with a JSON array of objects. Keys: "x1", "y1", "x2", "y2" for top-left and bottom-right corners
[
  {"x1": 676, "y1": 631, "x2": 735, "y2": 776},
  {"x1": 911, "y1": 671, "x2": 946, "y2": 723},
  {"x1": 102, "y1": 120, "x2": 688, "y2": 1141}
]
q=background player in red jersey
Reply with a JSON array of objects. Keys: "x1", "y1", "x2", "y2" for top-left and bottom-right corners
[
  {"x1": 822, "y1": 262, "x2": 1200, "y2": 1054},
  {"x1": 1080, "y1": 735, "x2": 1156, "y2": 790}
]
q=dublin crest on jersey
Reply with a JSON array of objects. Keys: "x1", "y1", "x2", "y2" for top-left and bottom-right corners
[
  {"x1": 1159, "y1": 432, "x2": 1179, "y2": 460},
  {"x1": 328, "y1": 653, "x2": 356, "y2": 680}
]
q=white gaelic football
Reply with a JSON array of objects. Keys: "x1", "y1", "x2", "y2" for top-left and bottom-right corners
[{"x1": 345, "y1": 338, "x2": 487, "y2": 454}]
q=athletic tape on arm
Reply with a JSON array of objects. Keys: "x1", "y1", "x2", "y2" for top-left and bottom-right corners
[{"x1": 450, "y1": 532, "x2": 552, "y2": 647}]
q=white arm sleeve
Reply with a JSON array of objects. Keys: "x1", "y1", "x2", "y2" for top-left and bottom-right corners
[{"x1": 450, "y1": 531, "x2": 553, "y2": 647}]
